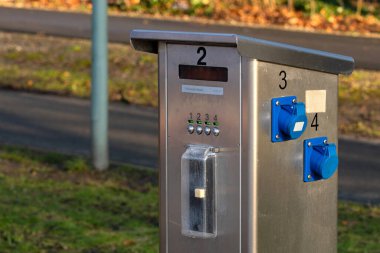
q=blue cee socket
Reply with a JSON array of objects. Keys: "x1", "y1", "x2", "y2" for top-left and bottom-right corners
[
  {"x1": 271, "y1": 96, "x2": 308, "y2": 142},
  {"x1": 304, "y1": 137, "x2": 339, "y2": 182}
]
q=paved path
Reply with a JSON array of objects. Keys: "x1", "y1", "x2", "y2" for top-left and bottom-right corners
[
  {"x1": 0, "y1": 7, "x2": 379, "y2": 70},
  {"x1": 0, "y1": 89, "x2": 158, "y2": 168},
  {"x1": 0, "y1": 89, "x2": 379, "y2": 204}
]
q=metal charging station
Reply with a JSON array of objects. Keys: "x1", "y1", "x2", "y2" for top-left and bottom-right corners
[{"x1": 131, "y1": 30, "x2": 354, "y2": 253}]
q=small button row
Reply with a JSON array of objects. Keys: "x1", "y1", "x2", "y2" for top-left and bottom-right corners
[{"x1": 188, "y1": 125, "x2": 220, "y2": 136}]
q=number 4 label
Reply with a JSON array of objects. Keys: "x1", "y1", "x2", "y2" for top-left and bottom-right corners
[{"x1": 311, "y1": 113, "x2": 319, "y2": 131}]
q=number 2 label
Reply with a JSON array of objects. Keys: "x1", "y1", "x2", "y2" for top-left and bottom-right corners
[{"x1": 197, "y1": 47, "x2": 207, "y2": 65}]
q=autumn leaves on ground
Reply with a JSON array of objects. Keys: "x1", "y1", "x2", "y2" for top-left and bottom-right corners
[{"x1": 1, "y1": 0, "x2": 380, "y2": 35}]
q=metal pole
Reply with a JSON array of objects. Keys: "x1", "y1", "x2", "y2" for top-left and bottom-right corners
[{"x1": 91, "y1": 0, "x2": 109, "y2": 170}]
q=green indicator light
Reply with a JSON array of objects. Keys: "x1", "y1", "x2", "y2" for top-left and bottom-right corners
[
  {"x1": 213, "y1": 122, "x2": 219, "y2": 126},
  {"x1": 197, "y1": 120, "x2": 203, "y2": 125},
  {"x1": 188, "y1": 120, "x2": 194, "y2": 124},
  {"x1": 205, "y1": 121, "x2": 211, "y2": 126}
]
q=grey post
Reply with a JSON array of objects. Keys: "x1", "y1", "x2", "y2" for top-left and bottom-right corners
[{"x1": 91, "y1": 0, "x2": 109, "y2": 170}]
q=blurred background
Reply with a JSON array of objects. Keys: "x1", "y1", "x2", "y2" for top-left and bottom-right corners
[{"x1": 0, "y1": 0, "x2": 379, "y2": 252}]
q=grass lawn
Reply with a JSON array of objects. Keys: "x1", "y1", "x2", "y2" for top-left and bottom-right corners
[
  {"x1": 0, "y1": 145, "x2": 379, "y2": 252},
  {"x1": 0, "y1": 146, "x2": 158, "y2": 253},
  {"x1": 0, "y1": 31, "x2": 379, "y2": 138},
  {"x1": 0, "y1": 32, "x2": 158, "y2": 107}
]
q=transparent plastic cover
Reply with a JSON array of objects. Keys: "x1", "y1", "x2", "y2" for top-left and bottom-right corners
[{"x1": 181, "y1": 145, "x2": 216, "y2": 238}]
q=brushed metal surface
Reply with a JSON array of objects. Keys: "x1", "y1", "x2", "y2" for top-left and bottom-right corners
[
  {"x1": 252, "y1": 61, "x2": 338, "y2": 253},
  {"x1": 130, "y1": 29, "x2": 354, "y2": 75},
  {"x1": 165, "y1": 44, "x2": 241, "y2": 252}
]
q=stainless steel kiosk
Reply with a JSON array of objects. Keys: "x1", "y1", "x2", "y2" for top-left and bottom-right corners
[{"x1": 131, "y1": 30, "x2": 354, "y2": 253}]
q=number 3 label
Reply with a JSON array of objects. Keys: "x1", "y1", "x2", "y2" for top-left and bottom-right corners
[{"x1": 279, "y1": 70, "x2": 287, "y2": 89}]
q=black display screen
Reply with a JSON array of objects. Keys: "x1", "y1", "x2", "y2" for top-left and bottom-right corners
[{"x1": 179, "y1": 64, "x2": 228, "y2": 82}]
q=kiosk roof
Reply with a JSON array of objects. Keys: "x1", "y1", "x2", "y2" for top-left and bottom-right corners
[{"x1": 130, "y1": 29, "x2": 354, "y2": 75}]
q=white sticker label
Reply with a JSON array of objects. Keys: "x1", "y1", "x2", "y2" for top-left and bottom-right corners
[
  {"x1": 182, "y1": 84, "x2": 224, "y2": 96},
  {"x1": 306, "y1": 90, "x2": 326, "y2": 113},
  {"x1": 293, "y1": 121, "x2": 305, "y2": 132},
  {"x1": 195, "y1": 188, "x2": 206, "y2": 198}
]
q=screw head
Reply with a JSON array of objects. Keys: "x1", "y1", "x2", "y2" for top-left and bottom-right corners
[
  {"x1": 323, "y1": 140, "x2": 328, "y2": 145},
  {"x1": 275, "y1": 101, "x2": 280, "y2": 106},
  {"x1": 292, "y1": 98, "x2": 297, "y2": 103},
  {"x1": 307, "y1": 175, "x2": 312, "y2": 179},
  {"x1": 308, "y1": 142, "x2": 312, "y2": 147},
  {"x1": 275, "y1": 134, "x2": 280, "y2": 139}
]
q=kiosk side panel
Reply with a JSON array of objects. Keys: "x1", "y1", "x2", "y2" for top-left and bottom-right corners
[{"x1": 254, "y1": 61, "x2": 338, "y2": 253}]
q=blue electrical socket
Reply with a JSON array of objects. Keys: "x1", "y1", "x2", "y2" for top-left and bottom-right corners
[
  {"x1": 304, "y1": 137, "x2": 339, "y2": 182},
  {"x1": 271, "y1": 96, "x2": 307, "y2": 143}
]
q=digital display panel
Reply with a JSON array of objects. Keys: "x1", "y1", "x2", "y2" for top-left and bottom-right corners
[{"x1": 179, "y1": 64, "x2": 228, "y2": 82}]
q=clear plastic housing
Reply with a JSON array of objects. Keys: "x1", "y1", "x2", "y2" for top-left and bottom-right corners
[{"x1": 181, "y1": 145, "x2": 216, "y2": 238}]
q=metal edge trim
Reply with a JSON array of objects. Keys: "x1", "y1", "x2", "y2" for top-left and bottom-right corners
[
  {"x1": 130, "y1": 29, "x2": 237, "y2": 54},
  {"x1": 158, "y1": 41, "x2": 168, "y2": 253},
  {"x1": 237, "y1": 36, "x2": 354, "y2": 75},
  {"x1": 252, "y1": 59, "x2": 259, "y2": 253},
  {"x1": 240, "y1": 57, "x2": 257, "y2": 253},
  {"x1": 239, "y1": 55, "x2": 242, "y2": 253}
]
